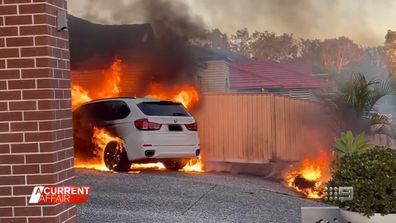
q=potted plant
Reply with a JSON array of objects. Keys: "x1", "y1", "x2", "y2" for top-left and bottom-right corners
[{"x1": 326, "y1": 147, "x2": 396, "y2": 223}]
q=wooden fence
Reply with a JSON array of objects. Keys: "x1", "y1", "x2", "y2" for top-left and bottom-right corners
[{"x1": 194, "y1": 93, "x2": 335, "y2": 163}]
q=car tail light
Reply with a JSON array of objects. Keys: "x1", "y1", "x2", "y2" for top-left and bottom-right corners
[
  {"x1": 134, "y1": 119, "x2": 162, "y2": 130},
  {"x1": 185, "y1": 122, "x2": 197, "y2": 131}
]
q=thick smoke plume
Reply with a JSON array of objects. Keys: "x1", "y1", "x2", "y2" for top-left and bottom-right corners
[
  {"x1": 69, "y1": 0, "x2": 206, "y2": 96},
  {"x1": 135, "y1": 0, "x2": 206, "y2": 83}
]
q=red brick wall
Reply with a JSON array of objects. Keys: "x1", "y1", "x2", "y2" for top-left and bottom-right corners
[{"x1": 0, "y1": 0, "x2": 76, "y2": 222}]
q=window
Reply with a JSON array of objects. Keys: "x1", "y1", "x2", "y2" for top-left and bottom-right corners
[
  {"x1": 87, "y1": 101, "x2": 131, "y2": 121},
  {"x1": 137, "y1": 101, "x2": 190, "y2": 117}
]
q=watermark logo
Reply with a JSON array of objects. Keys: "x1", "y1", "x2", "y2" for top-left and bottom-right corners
[
  {"x1": 324, "y1": 186, "x2": 353, "y2": 201},
  {"x1": 29, "y1": 186, "x2": 90, "y2": 204}
]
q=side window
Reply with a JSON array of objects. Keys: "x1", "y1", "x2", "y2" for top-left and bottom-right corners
[
  {"x1": 89, "y1": 101, "x2": 131, "y2": 121},
  {"x1": 116, "y1": 103, "x2": 130, "y2": 119}
]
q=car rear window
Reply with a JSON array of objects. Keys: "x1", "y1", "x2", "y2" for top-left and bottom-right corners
[{"x1": 137, "y1": 101, "x2": 190, "y2": 117}]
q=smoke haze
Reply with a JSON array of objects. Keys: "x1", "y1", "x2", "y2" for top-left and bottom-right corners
[{"x1": 68, "y1": 0, "x2": 396, "y2": 46}]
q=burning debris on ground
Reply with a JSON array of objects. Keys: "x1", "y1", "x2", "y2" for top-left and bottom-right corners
[{"x1": 284, "y1": 151, "x2": 331, "y2": 199}]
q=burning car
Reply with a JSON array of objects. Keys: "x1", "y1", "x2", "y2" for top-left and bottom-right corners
[{"x1": 73, "y1": 97, "x2": 200, "y2": 171}]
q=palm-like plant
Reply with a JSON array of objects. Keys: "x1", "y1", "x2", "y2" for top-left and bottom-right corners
[
  {"x1": 342, "y1": 74, "x2": 391, "y2": 114},
  {"x1": 319, "y1": 72, "x2": 393, "y2": 135}
]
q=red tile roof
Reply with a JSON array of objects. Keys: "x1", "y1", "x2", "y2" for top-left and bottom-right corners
[{"x1": 229, "y1": 60, "x2": 328, "y2": 89}]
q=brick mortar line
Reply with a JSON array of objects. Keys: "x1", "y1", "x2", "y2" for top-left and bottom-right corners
[
  {"x1": 9, "y1": 3, "x2": 67, "y2": 15},
  {"x1": 0, "y1": 78, "x2": 72, "y2": 82},
  {"x1": 0, "y1": 66, "x2": 70, "y2": 71},
  {"x1": 0, "y1": 99, "x2": 71, "y2": 103},
  {"x1": 0, "y1": 175, "x2": 76, "y2": 193},
  {"x1": 62, "y1": 213, "x2": 77, "y2": 222},
  {"x1": 0, "y1": 87, "x2": 72, "y2": 91},
  {"x1": 3, "y1": 129, "x2": 73, "y2": 134},
  {"x1": 0, "y1": 114, "x2": 72, "y2": 118},
  {"x1": 17, "y1": 43, "x2": 70, "y2": 50},
  {"x1": 2, "y1": 20, "x2": 57, "y2": 28},
  {"x1": 1, "y1": 56, "x2": 70, "y2": 60},
  {"x1": 0, "y1": 163, "x2": 75, "y2": 178},
  {"x1": 0, "y1": 149, "x2": 74, "y2": 159},
  {"x1": 0, "y1": 119, "x2": 73, "y2": 124},
  {"x1": 0, "y1": 159, "x2": 74, "y2": 169},
  {"x1": 3, "y1": 34, "x2": 69, "y2": 42},
  {"x1": 58, "y1": 207, "x2": 78, "y2": 220},
  {"x1": 4, "y1": 99, "x2": 72, "y2": 103},
  {"x1": 0, "y1": 135, "x2": 73, "y2": 143},
  {"x1": 3, "y1": 66, "x2": 70, "y2": 71},
  {"x1": 1, "y1": 66, "x2": 70, "y2": 71},
  {"x1": 0, "y1": 147, "x2": 74, "y2": 156},
  {"x1": 0, "y1": 176, "x2": 77, "y2": 200},
  {"x1": 2, "y1": 128, "x2": 73, "y2": 132},
  {"x1": 1, "y1": 58, "x2": 70, "y2": 64},
  {"x1": 0, "y1": 129, "x2": 68, "y2": 134},
  {"x1": 0, "y1": 146, "x2": 74, "y2": 158},
  {"x1": 0, "y1": 174, "x2": 77, "y2": 191},
  {"x1": 4, "y1": 102, "x2": 72, "y2": 105},
  {"x1": 0, "y1": 124, "x2": 72, "y2": 129},
  {"x1": 4, "y1": 2, "x2": 66, "y2": 10}
]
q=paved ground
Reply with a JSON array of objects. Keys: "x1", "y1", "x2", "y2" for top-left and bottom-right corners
[{"x1": 75, "y1": 168, "x2": 326, "y2": 223}]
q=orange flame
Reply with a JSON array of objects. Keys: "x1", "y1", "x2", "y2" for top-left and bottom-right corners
[
  {"x1": 74, "y1": 127, "x2": 124, "y2": 171},
  {"x1": 147, "y1": 83, "x2": 200, "y2": 109},
  {"x1": 75, "y1": 127, "x2": 168, "y2": 172},
  {"x1": 180, "y1": 156, "x2": 204, "y2": 173},
  {"x1": 71, "y1": 58, "x2": 122, "y2": 111},
  {"x1": 131, "y1": 163, "x2": 166, "y2": 170},
  {"x1": 96, "y1": 58, "x2": 122, "y2": 98},
  {"x1": 72, "y1": 58, "x2": 202, "y2": 172},
  {"x1": 284, "y1": 151, "x2": 331, "y2": 199},
  {"x1": 71, "y1": 85, "x2": 92, "y2": 111}
]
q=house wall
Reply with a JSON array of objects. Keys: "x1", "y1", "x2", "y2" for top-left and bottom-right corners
[
  {"x1": 194, "y1": 93, "x2": 334, "y2": 163},
  {"x1": 198, "y1": 60, "x2": 316, "y2": 100},
  {"x1": 235, "y1": 88, "x2": 313, "y2": 100},
  {"x1": 265, "y1": 88, "x2": 312, "y2": 99},
  {"x1": 0, "y1": 1, "x2": 76, "y2": 222},
  {"x1": 197, "y1": 60, "x2": 229, "y2": 93}
]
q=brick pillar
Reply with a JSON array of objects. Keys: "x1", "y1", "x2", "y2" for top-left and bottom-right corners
[{"x1": 0, "y1": 0, "x2": 76, "y2": 222}]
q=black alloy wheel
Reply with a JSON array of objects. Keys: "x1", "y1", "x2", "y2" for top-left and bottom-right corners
[{"x1": 103, "y1": 141, "x2": 130, "y2": 171}]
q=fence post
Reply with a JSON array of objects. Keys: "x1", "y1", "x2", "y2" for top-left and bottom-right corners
[{"x1": 270, "y1": 94, "x2": 277, "y2": 161}]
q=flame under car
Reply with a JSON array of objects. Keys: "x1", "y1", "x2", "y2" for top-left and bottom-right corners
[{"x1": 73, "y1": 97, "x2": 200, "y2": 171}]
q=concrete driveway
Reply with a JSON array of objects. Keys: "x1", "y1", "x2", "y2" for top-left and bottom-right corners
[{"x1": 75, "y1": 169, "x2": 325, "y2": 223}]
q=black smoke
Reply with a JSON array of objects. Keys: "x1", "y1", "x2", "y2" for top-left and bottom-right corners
[{"x1": 68, "y1": 0, "x2": 206, "y2": 92}]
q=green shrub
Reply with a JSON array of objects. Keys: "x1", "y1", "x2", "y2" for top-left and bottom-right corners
[
  {"x1": 333, "y1": 131, "x2": 373, "y2": 160},
  {"x1": 326, "y1": 147, "x2": 396, "y2": 216}
]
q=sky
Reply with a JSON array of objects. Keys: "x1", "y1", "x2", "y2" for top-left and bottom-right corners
[{"x1": 67, "y1": 0, "x2": 396, "y2": 47}]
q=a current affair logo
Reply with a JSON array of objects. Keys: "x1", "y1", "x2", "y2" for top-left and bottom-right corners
[{"x1": 29, "y1": 186, "x2": 90, "y2": 204}]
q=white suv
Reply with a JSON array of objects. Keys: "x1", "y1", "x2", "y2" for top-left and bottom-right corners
[{"x1": 73, "y1": 97, "x2": 200, "y2": 171}]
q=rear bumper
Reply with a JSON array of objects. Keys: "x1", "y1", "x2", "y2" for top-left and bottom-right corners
[{"x1": 126, "y1": 144, "x2": 200, "y2": 161}]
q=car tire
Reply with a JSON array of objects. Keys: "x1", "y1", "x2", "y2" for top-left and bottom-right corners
[
  {"x1": 103, "y1": 141, "x2": 130, "y2": 172},
  {"x1": 164, "y1": 160, "x2": 188, "y2": 170}
]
